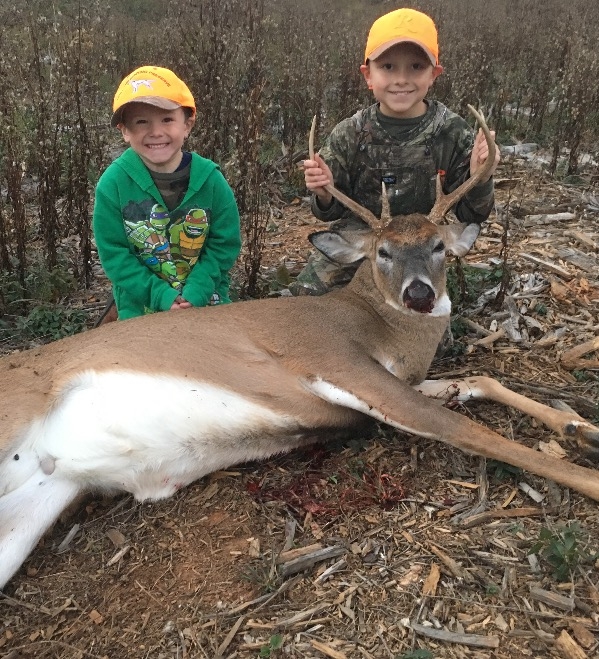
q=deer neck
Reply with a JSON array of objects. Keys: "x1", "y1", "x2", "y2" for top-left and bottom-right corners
[{"x1": 339, "y1": 262, "x2": 450, "y2": 384}]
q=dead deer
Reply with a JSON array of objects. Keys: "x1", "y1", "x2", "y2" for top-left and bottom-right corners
[{"x1": 1, "y1": 106, "x2": 598, "y2": 591}]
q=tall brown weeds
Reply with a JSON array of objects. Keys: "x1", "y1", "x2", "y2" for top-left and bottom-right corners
[{"x1": 0, "y1": 0, "x2": 597, "y2": 312}]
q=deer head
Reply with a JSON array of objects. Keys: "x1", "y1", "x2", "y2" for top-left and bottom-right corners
[{"x1": 308, "y1": 105, "x2": 495, "y2": 314}]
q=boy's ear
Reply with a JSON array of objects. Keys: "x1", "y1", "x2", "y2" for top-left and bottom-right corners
[
  {"x1": 360, "y1": 63, "x2": 372, "y2": 89},
  {"x1": 432, "y1": 65, "x2": 444, "y2": 80},
  {"x1": 185, "y1": 113, "x2": 196, "y2": 137},
  {"x1": 118, "y1": 124, "x2": 131, "y2": 144}
]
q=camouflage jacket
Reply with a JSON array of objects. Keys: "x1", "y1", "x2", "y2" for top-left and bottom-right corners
[{"x1": 311, "y1": 100, "x2": 494, "y2": 228}]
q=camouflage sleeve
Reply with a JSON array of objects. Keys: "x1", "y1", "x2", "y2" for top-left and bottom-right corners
[
  {"x1": 310, "y1": 117, "x2": 357, "y2": 222},
  {"x1": 436, "y1": 114, "x2": 495, "y2": 225}
]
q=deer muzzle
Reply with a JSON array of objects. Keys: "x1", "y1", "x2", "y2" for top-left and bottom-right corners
[{"x1": 403, "y1": 280, "x2": 435, "y2": 314}]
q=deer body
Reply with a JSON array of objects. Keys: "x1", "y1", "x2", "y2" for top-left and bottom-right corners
[
  {"x1": 1, "y1": 252, "x2": 448, "y2": 499},
  {"x1": 1, "y1": 107, "x2": 598, "y2": 591}
]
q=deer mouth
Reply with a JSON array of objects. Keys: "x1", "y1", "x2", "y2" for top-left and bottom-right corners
[{"x1": 403, "y1": 280, "x2": 435, "y2": 314}]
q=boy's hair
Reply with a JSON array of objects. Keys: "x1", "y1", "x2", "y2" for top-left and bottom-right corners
[
  {"x1": 111, "y1": 66, "x2": 196, "y2": 127},
  {"x1": 364, "y1": 8, "x2": 438, "y2": 66}
]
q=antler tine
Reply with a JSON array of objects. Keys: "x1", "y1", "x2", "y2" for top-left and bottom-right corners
[
  {"x1": 309, "y1": 116, "x2": 383, "y2": 232},
  {"x1": 427, "y1": 104, "x2": 497, "y2": 223},
  {"x1": 380, "y1": 182, "x2": 391, "y2": 224}
]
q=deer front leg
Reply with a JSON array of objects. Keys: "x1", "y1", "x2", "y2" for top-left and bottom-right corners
[{"x1": 415, "y1": 376, "x2": 599, "y2": 457}]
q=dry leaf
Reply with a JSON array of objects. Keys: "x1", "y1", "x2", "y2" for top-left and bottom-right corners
[
  {"x1": 569, "y1": 622, "x2": 595, "y2": 649},
  {"x1": 399, "y1": 564, "x2": 423, "y2": 587},
  {"x1": 538, "y1": 440, "x2": 567, "y2": 459},
  {"x1": 89, "y1": 610, "x2": 104, "y2": 625},
  {"x1": 422, "y1": 563, "x2": 440, "y2": 596},
  {"x1": 105, "y1": 528, "x2": 127, "y2": 547},
  {"x1": 247, "y1": 537, "x2": 261, "y2": 558},
  {"x1": 550, "y1": 279, "x2": 570, "y2": 302}
]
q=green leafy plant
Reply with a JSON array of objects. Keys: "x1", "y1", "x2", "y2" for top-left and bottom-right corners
[
  {"x1": 0, "y1": 260, "x2": 79, "y2": 312},
  {"x1": 572, "y1": 369, "x2": 598, "y2": 383},
  {"x1": 529, "y1": 522, "x2": 595, "y2": 581},
  {"x1": 240, "y1": 554, "x2": 278, "y2": 594},
  {"x1": 259, "y1": 633, "x2": 284, "y2": 657},
  {"x1": 485, "y1": 582, "x2": 500, "y2": 596},
  {"x1": 15, "y1": 305, "x2": 87, "y2": 341},
  {"x1": 446, "y1": 263, "x2": 504, "y2": 310},
  {"x1": 486, "y1": 459, "x2": 522, "y2": 481}
]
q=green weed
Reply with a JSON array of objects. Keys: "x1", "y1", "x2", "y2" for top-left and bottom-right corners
[
  {"x1": 239, "y1": 554, "x2": 278, "y2": 594},
  {"x1": 259, "y1": 634, "x2": 284, "y2": 657},
  {"x1": 487, "y1": 460, "x2": 522, "y2": 482},
  {"x1": 446, "y1": 263, "x2": 504, "y2": 311},
  {"x1": 529, "y1": 522, "x2": 596, "y2": 582},
  {"x1": 15, "y1": 305, "x2": 87, "y2": 341}
]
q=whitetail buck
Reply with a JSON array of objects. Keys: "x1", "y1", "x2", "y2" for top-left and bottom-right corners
[{"x1": 1, "y1": 107, "x2": 598, "y2": 591}]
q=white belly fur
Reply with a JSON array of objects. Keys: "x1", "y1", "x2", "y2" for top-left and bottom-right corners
[{"x1": 2, "y1": 370, "x2": 302, "y2": 501}]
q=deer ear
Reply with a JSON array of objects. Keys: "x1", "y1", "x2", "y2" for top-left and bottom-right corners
[
  {"x1": 309, "y1": 230, "x2": 369, "y2": 264},
  {"x1": 440, "y1": 222, "x2": 480, "y2": 257}
]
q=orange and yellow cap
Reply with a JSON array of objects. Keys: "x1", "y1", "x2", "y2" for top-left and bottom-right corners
[
  {"x1": 364, "y1": 8, "x2": 439, "y2": 65},
  {"x1": 111, "y1": 66, "x2": 196, "y2": 127}
]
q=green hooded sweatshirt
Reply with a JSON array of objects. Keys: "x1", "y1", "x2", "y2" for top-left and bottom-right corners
[{"x1": 93, "y1": 149, "x2": 241, "y2": 319}]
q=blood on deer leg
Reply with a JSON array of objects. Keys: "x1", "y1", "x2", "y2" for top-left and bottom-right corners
[{"x1": 416, "y1": 376, "x2": 599, "y2": 455}]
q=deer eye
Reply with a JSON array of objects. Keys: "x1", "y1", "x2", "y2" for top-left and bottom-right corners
[
  {"x1": 433, "y1": 240, "x2": 445, "y2": 253},
  {"x1": 378, "y1": 247, "x2": 392, "y2": 260}
]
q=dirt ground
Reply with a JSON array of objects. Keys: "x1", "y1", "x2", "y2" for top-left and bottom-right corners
[{"x1": 1, "y1": 153, "x2": 599, "y2": 659}]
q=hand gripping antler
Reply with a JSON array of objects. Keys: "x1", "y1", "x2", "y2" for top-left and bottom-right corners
[
  {"x1": 427, "y1": 104, "x2": 496, "y2": 223},
  {"x1": 309, "y1": 116, "x2": 385, "y2": 232}
]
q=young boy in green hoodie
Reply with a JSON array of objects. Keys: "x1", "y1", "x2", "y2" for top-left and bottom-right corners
[{"x1": 93, "y1": 66, "x2": 241, "y2": 320}]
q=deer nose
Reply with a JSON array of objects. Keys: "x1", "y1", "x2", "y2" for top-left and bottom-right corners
[{"x1": 403, "y1": 280, "x2": 435, "y2": 313}]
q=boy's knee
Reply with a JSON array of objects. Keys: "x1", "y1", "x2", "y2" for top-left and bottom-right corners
[
  {"x1": 289, "y1": 260, "x2": 330, "y2": 296},
  {"x1": 289, "y1": 255, "x2": 359, "y2": 296}
]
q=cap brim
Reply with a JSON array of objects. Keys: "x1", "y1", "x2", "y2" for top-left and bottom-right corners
[
  {"x1": 111, "y1": 96, "x2": 182, "y2": 127},
  {"x1": 367, "y1": 38, "x2": 437, "y2": 66}
]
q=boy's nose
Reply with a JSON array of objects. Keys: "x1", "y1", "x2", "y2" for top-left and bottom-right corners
[
  {"x1": 148, "y1": 122, "x2": 163, "y2": 135},
  {"x1": 391, "y1": 67, "x2": 409, "y2": 83}
]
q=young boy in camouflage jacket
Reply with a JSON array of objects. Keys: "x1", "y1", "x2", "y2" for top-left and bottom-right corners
[{"x1": 294, "y1": 7, "x2": 500, "y2": 295}]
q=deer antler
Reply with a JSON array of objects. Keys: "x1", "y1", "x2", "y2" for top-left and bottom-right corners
[
  {"x1": 427, "y1": 104, "x2": 497, "y2": 223},
  {"x1": 309, "y1": 116, "x2": 384, "y2": 232}
]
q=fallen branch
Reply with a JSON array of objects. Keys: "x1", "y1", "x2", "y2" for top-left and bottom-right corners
[
  {"x1": 520, "y1": 253, "x2": 573, "y2": 280},
  {"x1": 561, "y1": 336, "x2": 599, "y2": 370},
  {"x1": 410, "y1": 621, "x2": 500, "y2": 648},
  {"x1": 555, "y1": 630, "x2": 587, "y2": 659},
  {"x1": 459, "y1": 506, "x2": 544, "y2": 528}
]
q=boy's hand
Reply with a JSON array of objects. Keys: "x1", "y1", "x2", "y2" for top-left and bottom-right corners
[
  {"x1": 303, "y1": 153, "x2": 334, "y2": 206},
  {"x1": 470, "y1": 128, "x2": 500, "y2": 182},
  {"x1": 170, "y1": 295, "x2": 192, "y2": 310}
]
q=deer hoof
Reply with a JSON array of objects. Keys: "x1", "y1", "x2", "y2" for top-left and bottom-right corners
[{"x1": 577, "y1": 422, "x2": 599, "y2": 456}]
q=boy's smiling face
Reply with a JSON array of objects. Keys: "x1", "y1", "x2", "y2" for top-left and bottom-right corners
[
  {"x1": 119, "y1": 103, "x2": 195, "y2": 173},
  {"x1": 360, "y1": 42, "x2": 443, "y2": 119}
]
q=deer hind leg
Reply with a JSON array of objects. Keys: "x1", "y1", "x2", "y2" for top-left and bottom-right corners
[
  {"x1": 415, "y1": 376, "x2": 599, "y2": 457},
  {"x1": 0, "y1": 470, "x2": 81, "y2": 590}
]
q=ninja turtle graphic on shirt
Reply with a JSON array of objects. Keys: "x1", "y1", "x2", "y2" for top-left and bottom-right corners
[
  {"x1": 124, "y1": 203, "x2": 181, "y2": 289},
  {"x1": 122, "y1": 202, "x2": 211, "y2": 289},
  {"x1": 169, "y1": 208, "x2": 210, "y2": 279}
]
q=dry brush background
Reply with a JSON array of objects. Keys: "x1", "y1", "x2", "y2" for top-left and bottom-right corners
[{"x1": 0, "y1": 1, "x2": 599, "y2": 658}]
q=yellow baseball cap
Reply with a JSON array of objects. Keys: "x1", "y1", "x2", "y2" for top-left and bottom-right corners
[
  {"x1": 111, "y1": 66, "x2": 196, "y2": 127},
  {"x1": 364, "y1": 8, "x2": 439, "y2": 65}
]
